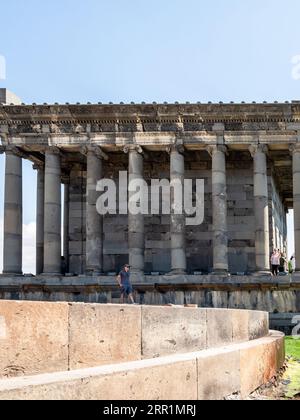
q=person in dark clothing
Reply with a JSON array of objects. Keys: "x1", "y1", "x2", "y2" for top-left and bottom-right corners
[
  {"x1": 116, "y1": 264, "x2": 135, "y2": 304},
  {"x1": 279, "y1": 253, "x2": 287, "y2": 273}
]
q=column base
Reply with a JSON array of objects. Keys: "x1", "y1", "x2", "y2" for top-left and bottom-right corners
[
  {"x1": 41, "y1": 273, "x2": 62, "y2": 277},
  {"x1": 252, "y1": 270, "x2": 272, "y2": 277},
  {"x1": 85, "y1": 270, "x2": 104, "y2": 277},
  {"x1": 1, "y1": 272, "x2": 23, "y2": 277},
  {"x1": 129, "y1": 270, "x2": 145, "y2": 284},
  {"x1": 166, "y1": 269, "x2": 187, "y2": 276},
  {"x1": 211, "y1": 269, "x2": 230, "y2": 276}
]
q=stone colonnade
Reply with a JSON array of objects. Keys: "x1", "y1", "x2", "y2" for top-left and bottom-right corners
[{"x1": 0, "y1": 142, "x2": 294, "y2": 276}]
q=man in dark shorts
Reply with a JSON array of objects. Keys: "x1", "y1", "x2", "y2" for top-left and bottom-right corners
[{"x1": 117, "y1": 264, "x2": 136, "y2": 304}]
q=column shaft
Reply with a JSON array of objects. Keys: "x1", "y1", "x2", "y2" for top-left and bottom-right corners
[
  {"x1": 293, "y1": 147, "x2": 300, "y2": 271},
  {"x1": 36, "y1": 167, "x2": 44, "y2": 275},
  {"x1": 63, "y1": 183, "x2": 70, "y2": 273},
  {"x1": 170, "y1": 147, "x2": 186, "y2": 274},
  {"x1": 211, "y1": 146, "x2": 228, "y2": 273},
  {"x1": 3, "y1": 151, "x2": 23, "y2": 274},
  {"x1": 43, "y1": 150, "x2": 61, "y2": 274},
  {"x1": 86, "y1": 151, "x2": 103, "y2": 274},
  {"x1": 128, "y1": 147, "x2": 144, "y2": 273},
  {"x1": 251, "y1": 145, "x2": 270, "y2": 272}
]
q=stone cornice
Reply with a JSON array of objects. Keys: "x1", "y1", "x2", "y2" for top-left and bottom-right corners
[{"x1": 0, "y1": 103, "x2": 300, "y2": 133}]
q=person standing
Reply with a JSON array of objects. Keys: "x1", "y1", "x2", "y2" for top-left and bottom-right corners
[
  {"x1": 270, "y1": 250, "x2": 280, "y2": 276},
  {"x1": 116, "y1": 264, "x2": 136, "y2": 304},
  {"x1": 288, "y1": 256, "x2": 295, "y2": 274},
  {"x1": 279, "y1": 253, "x2": 287, "y2": 273}
]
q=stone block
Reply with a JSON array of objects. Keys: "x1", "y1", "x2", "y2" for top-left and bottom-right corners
[
  {"x1": 141, "y1": 306, "x2": 207, "y2": 359},
  {"x1": 0, "y1": 357, "x2": 197, "y2": 400},
  {"x1": 69, "y1": 241, "x2": 85, "y2": 255},
  {"x1": 248, "y1": 310, "x2": 269, "y2": 340},
  {"x1": 273, "y1": 331, "x2": 285, "y2": 370},
  {"x1": 68, "y1": 303, "x2": 142, "y2": 369},
  {"x1": 197, "y1": 348, "x2": 240, "y2": 400},
  {"x1": 0, "y1": 301, "x2": 69, "y2": 377},
  {"x1": 239, "y1": 338, "x2": 278, "y2": 398},
  {"x1": 231, "y1": 310, "x2": 249, "y2": 342},
  {"x1": 206, "y1": 308, "x2": 233, "y2": 348}
]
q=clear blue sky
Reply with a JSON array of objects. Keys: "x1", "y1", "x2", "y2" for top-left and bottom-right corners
[{"x1": 0, "y1": 0, "x2": 298, "y2": 269}]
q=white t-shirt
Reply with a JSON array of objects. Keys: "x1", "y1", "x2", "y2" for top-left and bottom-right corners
[{"x1": 271, "y1": 254, "x2": 280, "y2": 265}]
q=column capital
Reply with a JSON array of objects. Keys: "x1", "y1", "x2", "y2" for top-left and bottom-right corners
[
  {"x1": 289, "y1": 143, "x2": 300, "y2": 155},
  {"x1": 249, "y1": 144, "x2": 268, "y2": 157},
  {"x1": 4, "y1": 145, "x2": 26, "y2": 158},
  {"x1": 32, "y1": 162, "x2": 44, "y2": 171},
  {"x1": 81, "y1": 145, "x2": 108, "y2": 161},
  {"x1": 166, "y1": 141, "x2": 185, "y2": 155},
  {"x1": 45, "y1": 146, "x2": 61, "y2": 155},
  {"x1": 123, "y1": 144, "x2": 144, "y2": 155},
  {"x1": 207, "y1": 145, "x2": 227, "y2": 157},
  {"x1": 61, "y1": 174, "x2": 70, "y2": 184}
]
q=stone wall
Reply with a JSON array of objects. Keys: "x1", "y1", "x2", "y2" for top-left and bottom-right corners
[
  {"x1": 68, "y1": 163, "x2": 86, "y2": 274},
  {"x1": 0, "y1": 300, "x2": 269, "y2": 378},
  {"x1": 0, "y1": 331, "x2": 285, "y2": 400},
  {"x1": 66, "y1": 151, "x2": 287, "y2": 275}
]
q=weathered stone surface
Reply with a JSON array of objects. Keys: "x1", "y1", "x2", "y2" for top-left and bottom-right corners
[
  {"x1": 0, "y1": 301, "x2": 69, "y2": 377},
  {"x1": 0, "y1": 356, "x2": 198, "y2": 400},
  {"x1": 239, "y1": 336, "x2": 278, "y2": 398},
  {"x1": 231, "y1": 309, "x2": 250, "y2": 342},
  {"x1": 197, "y1": 348, "x2": 240, "y2": 400},
  {"x1": 248, "y1": 310, "x2": 269, "y2": 340},
  {"x1": 0, "y1": 330, "x2": 284, "y2": 401},
  {"x1": 141, "y1": 306, "x2": 207, "y2": 358},
  {"x1": 68, "y1": 303, "x2": 142, "y2": 369},
  {"x1": 206, "y1": 308, "x2": 233, "y2": 348}
]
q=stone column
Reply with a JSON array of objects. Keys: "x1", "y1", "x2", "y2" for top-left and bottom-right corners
[
  {"x1": 63, "y1": 177, "x2": 70, "y2": 273},
  {"x1": 168, "y1": 144, "x2": 186, "y2": 274},
  {"x1": 85, "y1": 147, "x2": 106, "y2": 275},
  {"x1": 208, "y1": 145, "x2": 229, "y2": 274},
  {"x1": 2, "y1": 147, "x2": 23, "y2": 275},
  {"x1": 250, "y1": 145, "x2": 270, "y2": 273},
  {"x1": 125, "y1": 145, "x2": 145, "y2": 278},
  {"x1": 34, "y1": 164, "x2": 44, "y2": 275},
  {"x1": 291, "y1": 144, "x2": 300, "y2": 271},
  {"x1": 43, "y1": 148, "x2": 62, "y2": 275}
]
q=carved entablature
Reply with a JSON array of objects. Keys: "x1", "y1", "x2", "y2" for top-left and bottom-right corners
[{"x1": 0, "y1": 103, "x2": 300, "y2": 137}]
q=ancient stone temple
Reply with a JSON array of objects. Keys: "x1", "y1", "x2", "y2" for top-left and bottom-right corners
[{"x1": 0, "y1": 91, "x2": 299, "y2": 327}]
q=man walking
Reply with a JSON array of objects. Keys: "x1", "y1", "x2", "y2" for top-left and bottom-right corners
[{"x1": 116, "y1": 264, "x2": 136, "y2": 304}]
